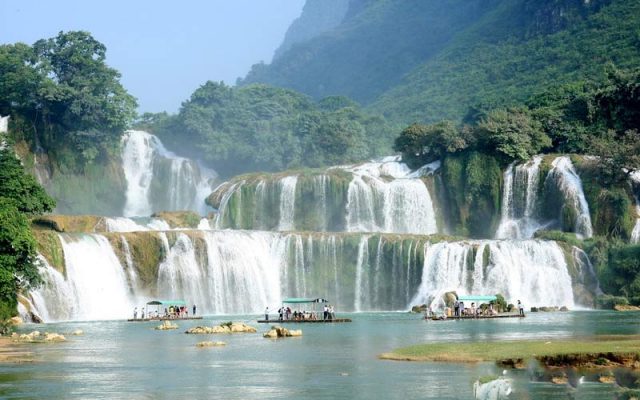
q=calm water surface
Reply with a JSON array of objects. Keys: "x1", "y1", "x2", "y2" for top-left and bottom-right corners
[{"x1": 1, "y1": 311, "x2": 639, "y2": 399}]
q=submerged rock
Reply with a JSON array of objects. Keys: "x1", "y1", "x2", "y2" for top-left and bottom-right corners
[
  {"x1": 196, "y1": 341, "x2": 226, "y2": 347},
  {"x1": 44, "y1": 332, "x2": 66, "y2": 342},
  {"x1": 71, "y1": 329, "x2": 84, "y2": 336}
]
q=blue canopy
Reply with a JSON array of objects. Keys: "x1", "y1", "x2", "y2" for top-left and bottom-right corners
[{"x1": 457, "y1": 295, "x2": 497, "y2": 303}]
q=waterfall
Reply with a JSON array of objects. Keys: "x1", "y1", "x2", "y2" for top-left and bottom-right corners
[
  {"x1": 344, "y1": 158, "x2": 438, "y2": 234},
  {"x1": 278, "y1": 176, "x2": 298, "y2": 231},
  {"x1": 212, "y1": 157, "x2": 439, "y2": 234},
  {"x1": 121, "y1": 130, "x2": 217, "y2": 217},
  {"x1": 631, "y1": 172, "x2": 640, "y2": 244},
  {"x1": 546, "y1": 156, "x2": 593, "y2": 238},
  {"x1": 105, "y1": 217, "x2": 171, "y2": 232},
  {"x1": 30, "y1": 235, "x2": 139, "y2": 321},
  {"x1": 496, "y1": 156, "x2": 544, "y2": 239},
  {"x1": 31, "y1": 229, "x2": 587, "y2": 320},
  {"x1": 411, "y1": 240, "x2": 575, "y2": 309}
]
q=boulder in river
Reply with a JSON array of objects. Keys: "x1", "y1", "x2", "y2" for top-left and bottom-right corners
[
  {"x1": 155, "y1": 321, "x2": 178, "y2": 330},
  {"x1": 263, "y1": 325, "x2": 302, "y2": 338},
  {"x1": 185, "y1": 322, "x2": 256, "y2": 334}
]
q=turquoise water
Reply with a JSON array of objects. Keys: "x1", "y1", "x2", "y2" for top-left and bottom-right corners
[{"x1": 1, "y1": 311, "x2": 639, "y2": 399}]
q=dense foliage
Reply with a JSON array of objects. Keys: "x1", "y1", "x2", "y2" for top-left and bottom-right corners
[
  {"x1": 395, "y1": 68, "x2": 639, "y2": 177},
  {"x1": 142, "y1": 82, "x2": 397, "y2": 177},
  {"x1": 242, "y1": 0, "x2": 638, "y2": 126},
  {"x1": 0, "y1": 146, "x2": 55, "y2": 320},
  {"x1": 0, "y1": 31, "x2": 136, "y2": 166}
]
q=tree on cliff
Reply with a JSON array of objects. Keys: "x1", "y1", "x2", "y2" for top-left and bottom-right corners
[
  {"x1": 0, "y1": 146, "x2": 55, "y2": 320},
  {"x1": 0, "y1": 31, "x2": 136, "y2": 165}
]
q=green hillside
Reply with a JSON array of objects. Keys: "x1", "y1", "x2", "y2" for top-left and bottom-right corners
[{"x1": 242, "y1": 0, "x2": 639, "y2": 124}]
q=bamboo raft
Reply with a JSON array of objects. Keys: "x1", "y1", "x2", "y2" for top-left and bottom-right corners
[
  {"x1": 426, "y1": 313, "x2": 525, "y2": 321},
  {"x1": 127, "y1": 316, "x2": 203, "y2": 322},
  {"x1": 257, "y1": 318, "x2": 351, "y2": 324}
]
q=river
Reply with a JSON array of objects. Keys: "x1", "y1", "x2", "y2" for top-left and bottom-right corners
[{"x1": 2, "y1": 311, "x2": 639, "y2": 399}]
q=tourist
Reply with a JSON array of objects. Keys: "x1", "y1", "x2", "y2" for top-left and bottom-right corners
[
  {"x1": 193, "y1": 304, "x2": 196, "y2": 316},
  {"x1": 459, "y1": 301, "x2": 465, "y2": 316},
  {"x1": 278, "y1": 307, "x2": 283, "y2": 321},
  {"x1": 329, "y1": 305, "x2": 335, "y2": 320},
  {"x1": 323, "y1": 304, "x2": 328, "y2": 320},
  {"x1": 133, "y1": 307, "x2": 137, "y2": 319},
  {"x1": 470, "y1": 303, "x2": 476, "y2": 318},
  {"x1": 518, "y1": 300, "x2": 525, "y2": 316},
  {"x1": 286, "y1": 307, "x2": 291, "y2": 320},
  {"x1": 454, "y1": 300, "x2": 459, "y2": 317},
  {"x1": 141, "y1": 307, "x2": 145, "y2": 319},
  {"x1": 265, "y1": 306, "x2": 269, "y2": 321}
]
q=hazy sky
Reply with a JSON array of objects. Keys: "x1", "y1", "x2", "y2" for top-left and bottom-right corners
[{"x1": 0, "y1": 0, "x2": 305, "y2": 113}]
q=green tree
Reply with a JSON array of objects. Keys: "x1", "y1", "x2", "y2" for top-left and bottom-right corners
[
  {"x1": 0, "y1": 147, "x2": 56, "y2": 215},
  {"x1": 0, "y1": 146, "x2": 55, "y2": 321},
  {"x1": 476, "y1": 108, "x2": 551, "y2": 161},
  {"x1": 394, "y1": 121, "x2": 469, "y2": 168}
]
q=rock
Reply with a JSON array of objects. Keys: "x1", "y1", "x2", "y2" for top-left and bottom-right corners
[
  {"x1": 443, "y1": 292, "x2": 458, "y2": 307},
  {"x1": 29, "y1": 312, "x2": 43, "y2": 324},
  {"x1": 531, "y1": 307, "x2": 539, "y2": 312},
  {"x1": 263, "y1": 329, "x2": 278, "y2": 338},
  {"x1": 44, "y1": 332, "x2": 66, "y2": 342},
  {"x1": 7, "y1": 316, "x2": 23, "y2": 326},
  {"x1": 614, "y1": 304, "x2": 640, "y2": 311},
  {"x1": 155, "y1": 321, "x2": 178, "y2": 330},
  {"x1": 185, "y1": 322, "x2": 255, "y2": 334},
  {"x1": 598, "y1": 375, "x2": 616, "y2": 384},
  {"x1": 559, "y1": 306, "x2": 569, "y2": 312},
  {"x1": 72, "y1": 329, "x2": 84, "y2": 336},
  {"x1": 550, "y1": 375, "x2": 568, "y2": 385},
  {"x1": 196, "y1": 341, "x2": 226, "y2": 347},
  {"x1": 263, "y1": 325, "x2": 302, "y2": 338},
  {"x1": 410, "y1": 304, "x2": 427, "y2": 313},
  {"x1": 229, "y1": 323, "x2": 257, "y2": 333}
]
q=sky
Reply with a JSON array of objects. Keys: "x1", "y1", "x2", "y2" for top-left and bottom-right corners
[{"x1": 0, "y1": 0, "x2": 305, "y2": 113}]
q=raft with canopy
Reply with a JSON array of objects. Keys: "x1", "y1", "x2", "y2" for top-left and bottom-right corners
[{"x1": 258, "y1": 298, "x2": 351, "y2": 323}]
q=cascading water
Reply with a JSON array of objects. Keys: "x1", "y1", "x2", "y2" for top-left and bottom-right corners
[
  {"x1": 121, "y1": 130, "x2": 217, "y2": 217},
  {"x1": 631, "y1": 172, "x2": 640, "y2": 244},
  {"x1": 36, "y1": 235, "x2": 139, "y2": 321},
  {"x1": 495, "y1": 156, "x2": 544, "y2": 239},
  {"x1": 30, "y1": 229, "x2": 587, "y2": 321},
  {"x1": 411, "y1": 240, "x2": 576, "y2": 310},
  {"x1": 211, "y1": 157, "x2": 439, "y2": 234},
  {"x1": 345, "y1": 157, "x2": 438, "y2": 234},
  {"x1": 546, "y1": 156, "x2": 593, "y2": 238},
  {"x1": 278, "y1": 176, "x2": 298, "y2": 231}
]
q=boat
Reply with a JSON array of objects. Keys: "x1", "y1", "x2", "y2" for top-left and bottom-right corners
[{"x1": 258, "y1": 297, "x2": 351, "y2": 323}]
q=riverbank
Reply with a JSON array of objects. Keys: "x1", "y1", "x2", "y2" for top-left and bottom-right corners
[{"x1": 379, "y1": 335, "x2": 640, "y2": 367}]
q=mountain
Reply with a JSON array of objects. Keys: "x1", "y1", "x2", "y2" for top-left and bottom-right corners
[{"x1": 241, "y1": 0, "x2": 640, "y2": 124}]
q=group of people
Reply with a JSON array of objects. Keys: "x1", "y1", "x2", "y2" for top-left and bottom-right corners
[
  {"x1": 132, "y1": 304, "x2": 197, "y2": 320},
  {"x1": 264, "y1": 304, "x2": 336, "y2": 321},
  {"x1": 452, "y1": 301, "x2": 498, "y2": 318}
]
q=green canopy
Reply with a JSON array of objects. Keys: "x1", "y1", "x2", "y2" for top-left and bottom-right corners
[
  {"x1": 146, "y1": 300, "x2": 186, "y2": 306},
  {"x1": 282, "y1": 298, "x2": 328, "y2": 304},
  {"x1": 457, "y1": 295, "x2": 497, "y2": 303}
]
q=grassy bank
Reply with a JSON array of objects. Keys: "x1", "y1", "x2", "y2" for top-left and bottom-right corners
[{"x1": 380, "y1": 336, "x2": 640, "y2": 366}]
